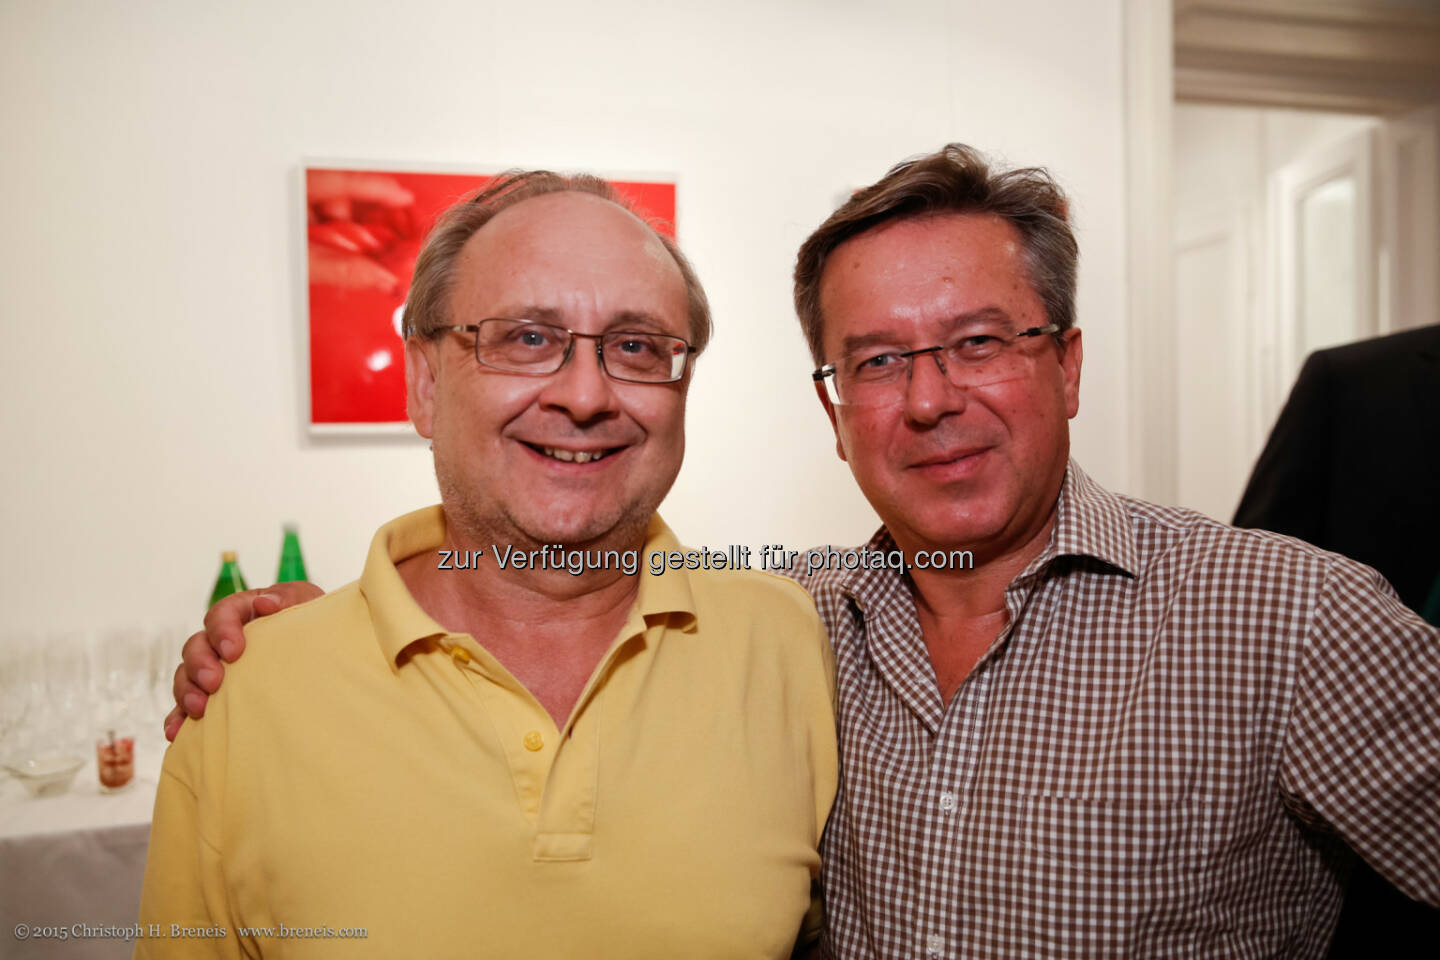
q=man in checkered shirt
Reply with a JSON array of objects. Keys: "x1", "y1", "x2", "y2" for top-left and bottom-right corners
[{"x1": 791, "y1": 143, "x2": 1440, "y2": 959}]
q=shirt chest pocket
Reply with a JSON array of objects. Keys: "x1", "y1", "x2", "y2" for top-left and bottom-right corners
[
  {"x1": 1024, "y1": 795, "x2": 1213, "y2": 877},
  {"x1": 1020, "y1": 795, "x2": 1216, "y2": 954}
]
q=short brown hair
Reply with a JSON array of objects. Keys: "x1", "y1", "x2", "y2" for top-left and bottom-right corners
[
  {"x1": 793, "y1": 143, "x2": 1076, "y2": 364},
  {"x1": 403, "y1": 170, "x2": 712, "y2": 353}
]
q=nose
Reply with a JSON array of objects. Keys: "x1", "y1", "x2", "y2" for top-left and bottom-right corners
[
  {"x1": 903, "y1": 349, "x2": 967, "y2": 426},
  {"x1": 536, "y1": 337, "x2": 621, "y2": 423}
]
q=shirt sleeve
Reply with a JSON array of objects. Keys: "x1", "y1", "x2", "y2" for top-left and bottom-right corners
[
  {"x1": 1278, "y1": 557, "x2": 1440, "y2": 906},
  {"x1": 135, "y1": 726, "x2": 243, "y2": 959}
]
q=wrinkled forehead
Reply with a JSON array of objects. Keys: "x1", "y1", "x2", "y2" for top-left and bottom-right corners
[
  {"x1": 817, "y1": 213, "x2": 1040, "y2": 349},
  {"x1": 454, "y1": 192, "x2": 689, "y2": 329},
  {"x1": 481, "y1": 191, "x2": 671, "y2": 260},
  {"x1": 821, "y1": 213, "x2": 1028, "y2": 291}
]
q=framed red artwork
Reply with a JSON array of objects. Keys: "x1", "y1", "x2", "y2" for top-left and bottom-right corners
[{"x1": 305, "y1": 165, "x2": 678, "y2": 432}]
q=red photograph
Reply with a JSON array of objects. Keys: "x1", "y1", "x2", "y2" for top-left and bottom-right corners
[{"x1": 305, "y1": 166, "x2": 677, "y2": 429}]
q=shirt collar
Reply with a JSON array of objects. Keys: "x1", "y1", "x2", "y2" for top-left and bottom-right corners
[
  {"x1": 360, "y1": 506, "x2": 450, "y2": 668},
  {"x1": 631, "y1": 514, "x2": 700, "y2": 632},
  {"x1": 837, "y1": 458, "x2": 1139, "y2": 608},
  {"x1": 359, "y1": 506, "x2": 698, "y2": 669},
  {"x1": 834, "y1": 526, "x2": 908, "y2": 616},
  {"x1": 1033, "y1": 459, "x2": 1140, "y2": 579}
]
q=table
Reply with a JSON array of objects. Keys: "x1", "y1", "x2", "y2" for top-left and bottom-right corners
[{"x1": 1, "y1": 735, "x2": 165, "y2": 960}]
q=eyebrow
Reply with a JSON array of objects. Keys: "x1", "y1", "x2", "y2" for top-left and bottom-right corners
[
  {"x1": 491, "y1": 306, "x2": 676, "y2": 334},
  {"x1": 838, "y1": 306, "x2": 1012, "y2": 354}
]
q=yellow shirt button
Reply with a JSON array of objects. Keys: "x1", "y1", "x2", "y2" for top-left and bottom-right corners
[{"x1": 523, "y1": 731, "x2": 544, "y2": 752}]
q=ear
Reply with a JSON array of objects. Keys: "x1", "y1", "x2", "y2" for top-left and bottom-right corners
[
  {"x1": 1059, "y1": 327, "x2": 1083, "y2": 419},
  {"x1": 405, "y1": 338, "x2": 440, "y2": 438},
  {"x1": 813, "y1": 380, "x2": 848, "y2": 463}
]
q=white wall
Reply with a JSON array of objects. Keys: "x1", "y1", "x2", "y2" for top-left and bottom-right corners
[{"x1": 0, "y1": 0, "x2": 1131, "y2": 637}]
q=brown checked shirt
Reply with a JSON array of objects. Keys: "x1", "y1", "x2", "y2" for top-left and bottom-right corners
[{"x1": 793, "y1": 462, "x2": 1440, "y2": 960}]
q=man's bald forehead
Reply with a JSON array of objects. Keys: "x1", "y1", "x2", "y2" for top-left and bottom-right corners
[{"x1": 467, "y1": 190, "x2": 677, "y2": 270}]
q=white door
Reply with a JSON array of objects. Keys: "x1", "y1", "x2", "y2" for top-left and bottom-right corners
[
  {"x1": 1268, "y1": 127, "x2": 1378, "y2": 423},
  {"x1": 1174, "y1": 208, "x2": 1258, "y2": 522}
]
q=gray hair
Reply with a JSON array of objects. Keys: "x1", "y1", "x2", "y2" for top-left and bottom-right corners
[{"x1": 793, "y1": 143, "x2": 1076, "y2": 363}]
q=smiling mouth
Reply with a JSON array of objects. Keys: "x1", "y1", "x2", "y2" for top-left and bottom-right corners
[
  {"x1": 523, "y1": 442, "x2": 623, "y2": 464},
  {"x1": 912, "y1": 447, "x2": 990, "y2": 469}
]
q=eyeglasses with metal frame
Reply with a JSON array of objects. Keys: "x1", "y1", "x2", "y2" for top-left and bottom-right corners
[
  {"x1": 443, "y1": 318, "x2": 695, "y2": 384},
  {"x1": 812, "y1": 323, "x2": 1061, "y2": 406}
]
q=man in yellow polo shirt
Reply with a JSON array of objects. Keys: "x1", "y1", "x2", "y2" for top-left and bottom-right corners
[{"x1": 137, "y1": 172, "x2": 836, "y2": 958}]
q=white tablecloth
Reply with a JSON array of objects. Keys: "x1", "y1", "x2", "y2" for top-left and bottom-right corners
[{"x1": 1, "y1": 736, "x2": 165, "y2": 960}]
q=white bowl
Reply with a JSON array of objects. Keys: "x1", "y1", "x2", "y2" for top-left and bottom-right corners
[{"x1": 3, "y1": 754, "x2": 86, "y2": 797}]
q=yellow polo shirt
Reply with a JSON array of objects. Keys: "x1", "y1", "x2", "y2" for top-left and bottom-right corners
[{"x1": 137, "y1": 507, "x2": 836, "y2": 959}]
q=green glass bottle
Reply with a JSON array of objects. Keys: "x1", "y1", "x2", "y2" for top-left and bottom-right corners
[
  {"x1": 276, "y1": 524, "x2": 308, "y2": 583},
  {"x1": 209, "y1": 551, "x2": 249, "y2": 607}
]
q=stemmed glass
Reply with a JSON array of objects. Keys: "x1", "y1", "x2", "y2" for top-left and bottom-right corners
[
  {"x1": 0, "y1": 640, "x2": 40, "y2": 763},
  {"x1": 43, "y1": 631, "x2": 92, "y2": 756},
  {"x1": 147, "y1": 624, "x2": 187, "y2": 730}
]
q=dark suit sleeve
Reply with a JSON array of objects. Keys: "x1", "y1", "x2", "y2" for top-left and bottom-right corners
[{"x1": 1232, "y1": 351, "x2": 1334, "y2": 538}]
